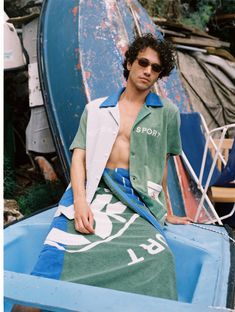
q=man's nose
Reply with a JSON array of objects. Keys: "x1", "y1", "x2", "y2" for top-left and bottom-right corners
[{"x1": 144, "y1": 65, "x2": 151, "y2": 76}]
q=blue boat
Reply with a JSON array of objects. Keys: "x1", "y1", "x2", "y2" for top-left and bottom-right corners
[
  {"x1": 4, "y1": 206, "x2": 234, "y2": 311},
  {"x1": 4, "y1": 0, "x2": 234, "y2": 311}
]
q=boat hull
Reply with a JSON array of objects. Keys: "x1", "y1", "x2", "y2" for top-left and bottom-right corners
[{"x1": 4, "y1": 206, "x2": 233, "y2": 310}]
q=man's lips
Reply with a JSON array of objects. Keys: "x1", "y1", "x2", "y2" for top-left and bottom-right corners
[{"x1": 139, "y1": 77, "x2": 150, "y2": 83}]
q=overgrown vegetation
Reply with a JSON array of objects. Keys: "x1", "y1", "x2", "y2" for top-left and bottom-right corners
[
  {"x1": 4, "y1": 155, "x2": 65, "y2": 217},
  {"x1": 139, "y1": 0, "x2": 235, "y2": 31},
  {"x1": 4, "y1": 69, "x2": 65, "y2": 219},
  {"x1": 17, "y1": 182, "x2": 65, "y2": 216},
  {"x1": 181, "y1": 1, "x2": 218, "y2": 30},
  {"x1": 4, "y1": 157, "x2": 16, "y2": 199}
]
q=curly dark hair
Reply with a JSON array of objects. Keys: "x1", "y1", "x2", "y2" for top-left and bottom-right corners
[{"x1": 123, "y1": 33, "x2": 176, "y2": 80}]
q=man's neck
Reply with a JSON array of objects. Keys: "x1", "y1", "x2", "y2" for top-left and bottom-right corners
[{"x1": 120, "y1": 84, "x2": 150, "y2": 107}]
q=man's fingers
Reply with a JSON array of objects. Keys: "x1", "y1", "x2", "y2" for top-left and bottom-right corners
[
  {"x1": 166, "y1": 214, "x2": 195, "y2": 225},
  {"x1": 75, "y1": 216, "x2": 90, "y2": 234},
  {"x1": 182, "y1": 220, "x2": 190, "y2": 225},
  {"x1": 82, "y1": 214, "x2": 95, "y2": 233},
  {"x1": 88, "y1": 210, "x2": 95, "y2": 232},
  {"x1": 183, "y1": 217, "x2": 194, "y2": 223},
  {"x1": 177, "y1": 217, "x2": 193, "y2": 223}
]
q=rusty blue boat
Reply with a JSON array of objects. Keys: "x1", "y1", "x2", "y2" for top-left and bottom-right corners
[{"x1": 4, "y1": 0, "x2": 234, "y2": 311}]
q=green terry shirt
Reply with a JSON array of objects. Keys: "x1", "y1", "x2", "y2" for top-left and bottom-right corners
[{"x1": 70, "y1": 87, "x2": 182, "y2": 223}]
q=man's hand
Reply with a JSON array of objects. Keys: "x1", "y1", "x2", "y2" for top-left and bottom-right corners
[
  {"x1": 74, "y1": 200, "x2": 95, "y2": 234},
  {"x1": 166, "y1": 214, "x2": 193, "y2": 225}
]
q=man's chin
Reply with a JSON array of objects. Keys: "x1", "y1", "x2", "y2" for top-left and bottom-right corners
[{"x1": 136, "y1": 84, "x2": 152, "y2": 92}]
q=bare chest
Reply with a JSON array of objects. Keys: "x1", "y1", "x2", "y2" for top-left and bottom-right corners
[{"x1": 118, "y1": 105, "x2": 141, "y2": 139}]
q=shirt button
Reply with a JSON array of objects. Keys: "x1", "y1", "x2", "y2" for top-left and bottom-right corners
[
  {"x1": 131, "y1": 151, "x2": 135, "y2": 156},
  {"x1": 132, "y1": 176, "x2": 137, "y2": 181}
]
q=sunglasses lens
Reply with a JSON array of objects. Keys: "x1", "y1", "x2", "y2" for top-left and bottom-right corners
[
  {"x1": 138, "y1": 58, "x2": 149, "y2": 68},
  {"x1": 152, "y1": 64, "x2": 162, "y2": 73},
  {"x1": 137, "y1": 58, "x2": 162, "y2": 73}
]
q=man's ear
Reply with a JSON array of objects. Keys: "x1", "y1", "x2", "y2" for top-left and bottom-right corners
[{"x1": 127, "y1": 62, "x2": 132, "y2": 71}]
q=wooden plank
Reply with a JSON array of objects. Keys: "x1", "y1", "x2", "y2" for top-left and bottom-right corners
[
  {"x1": 152, "y1": 19, "x2": 196, "y2": 32},
  {"x1": 209, "y1": 139, "x2": 234, "y2": 150},
  {"x1": 152, "y1": 18, "x2": 219, "y2": 39},
  {"x1": 208, "y1": 139, "x2": 234, "y2": 171},
  {"x1": 210, "y1": 186, "x2": 235, "y2": 203},
  {"x1": 159, "y1": 28, "x2": 186, "y2": 38},
  {"x1": 176, "y1": 45, "x2": 207, "y2": 53},
  {"x1": 206, "y1": 47, "x2": 235, "y2": 62},
  {"x1": 8, "y1": 13, "x2": 40, "y2": 26},
  {"x1": 211, "y1": 13, "x2": 235, "y2": 22},
  {"x1": 170, "y1": 36, "x2": 230, "y2": 48}
]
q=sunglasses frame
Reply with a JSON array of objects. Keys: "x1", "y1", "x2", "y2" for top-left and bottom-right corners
[{"x1": 136, "y1": 57, "x2": 162, "y2": 73}]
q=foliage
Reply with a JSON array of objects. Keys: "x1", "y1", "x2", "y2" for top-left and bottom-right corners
[
  {"x1": 17, "y1": 181, "x2": 65, "y2": 216},
  {"x1": 139, "y1": 0, "x2": 235, "y2": 31},
  {"x1": 212, "y1": 0, "x2": 235, "y2": 14},
  {"x1": 181, "y1": 1, "x2": 216, "y2": 29},
  {"x1": 4, "y1": 156, "x2": 65, "y2": 216},
  {"x1": 4, "y1": 157, "x2": 16, "y2": 199},
  {"x1": 139, "y1": 0, "x2": 165, "y2": 17}
]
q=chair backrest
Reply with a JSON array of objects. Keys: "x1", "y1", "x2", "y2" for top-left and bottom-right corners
[{"x1": 180, "y1": 112, "x2": 220, "y2": 187}]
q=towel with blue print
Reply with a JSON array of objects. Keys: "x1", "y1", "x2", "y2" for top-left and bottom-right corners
[{"x1": 31, "y1": 168, "x2": 177, "y2": 300}]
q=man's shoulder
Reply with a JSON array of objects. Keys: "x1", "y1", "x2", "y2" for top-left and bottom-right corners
[
  {"x1": 160, "y1": 96, "x2": 179, "y2": 114},
  {"x1": 86, "y1": 96, "x2": 109, "y2": 111}
]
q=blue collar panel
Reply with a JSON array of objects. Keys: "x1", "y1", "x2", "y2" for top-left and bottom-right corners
[{"x1": 99, "y1": 87, "x2": 163, "y2": 108}]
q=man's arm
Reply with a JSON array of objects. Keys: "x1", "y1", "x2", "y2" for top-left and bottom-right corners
[
  {"x1": 70, "y1": 148, "x2": 94, "y2": 234},
  {"x1": 162, "y1": 156, "x2": 192, "y2": 225}
]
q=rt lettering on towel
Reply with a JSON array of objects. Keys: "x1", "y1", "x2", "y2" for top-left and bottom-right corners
[{"x1": 127, "y1": 233, "x2": 167, "y2": 266}]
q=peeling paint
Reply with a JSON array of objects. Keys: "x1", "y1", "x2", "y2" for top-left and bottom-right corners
[
  {"x1": 72, "y1": 6, "x2": 78, "y2": 17},
  {"x1": 104, "y1": 0, "x2": 129, "y2": 55},
  {"x1": 176, "y1": 94, "x2": 181, "y2": 102},
  {"x1": 87, "y1": 0, "x2": 93, "y2": 7},
  {"x1": 84, "y1": 71, "x2": 91, "y2": 79},
  {"x1": 100, "y1": 20, "x2": 109, "y2": 30},
  {"x1": 128, "y1": 0, "x2": 140, "y2": 14}
]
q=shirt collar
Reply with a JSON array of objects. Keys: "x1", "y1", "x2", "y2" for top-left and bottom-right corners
[{"x1": 99, "y1": 87, "x2": 163, "y2": 108}]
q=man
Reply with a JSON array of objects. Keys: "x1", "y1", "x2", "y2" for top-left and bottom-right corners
[
  {"x1": 13, "y1": 34, "x2": 191, "y2": 312},
  {"x1": 68, "y1": 33, "x2": 191, "y2": 297},
  {"x1": 71, "y1": 33, "x2": 190, "y2": 233}
]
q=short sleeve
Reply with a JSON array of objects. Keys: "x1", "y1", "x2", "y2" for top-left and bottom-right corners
[
  {"x1": 167, "y1": 109, "x2": 182, "y2": 156},
  {"x1": 69, "y1": 107, "x2": 87, "y2": 150}
]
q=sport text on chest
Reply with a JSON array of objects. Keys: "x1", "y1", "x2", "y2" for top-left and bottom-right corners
[{"x1": 135, "y1": 127, "x2": 161, "y2": 137}]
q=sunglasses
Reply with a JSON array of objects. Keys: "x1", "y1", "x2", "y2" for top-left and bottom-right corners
[{"x1": 136, "y1": 57, "x2": 162, "y2": 73}]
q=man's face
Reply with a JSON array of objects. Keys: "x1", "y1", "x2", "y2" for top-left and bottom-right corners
[{"x1": 127, "y1": 47, "x2": 161, "y2": 92}]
